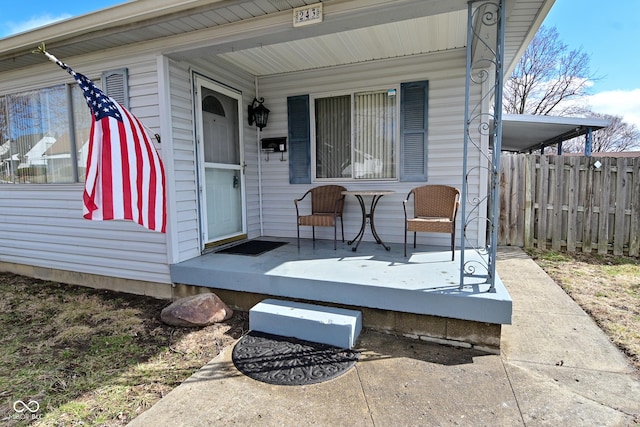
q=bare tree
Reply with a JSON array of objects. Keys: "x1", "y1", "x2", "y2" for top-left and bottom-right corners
[
  {"x1": 563, "y1": 112, "x2": 640, "y2": 153},
  {"x1": 503, "y1": 26, "x2": 595, "y2": 115}
]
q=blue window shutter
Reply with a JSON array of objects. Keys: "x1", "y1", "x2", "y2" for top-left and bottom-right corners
[
  {"x1": 400, "y1": 81, "x2": 428, "y2": 181},
  {"x1": 102, "y1": 68, "x2": 129, "y2": 109},
  {"x1": 287, "y1": 95, "x2": 311, "y2": 184}
]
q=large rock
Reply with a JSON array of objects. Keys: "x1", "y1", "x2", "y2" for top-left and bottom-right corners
[{"x1": 161, "y1": 293, "x2": 233, "y2": 327}]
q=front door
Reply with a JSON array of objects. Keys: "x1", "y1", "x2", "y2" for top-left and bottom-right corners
[{"x1": 195, "y1": 76, "x2": 246, "y2": 248}]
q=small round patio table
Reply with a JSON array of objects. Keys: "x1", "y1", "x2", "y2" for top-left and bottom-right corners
[{"x1": 342, "y1": 190, "x2": 395, "y2": 252}]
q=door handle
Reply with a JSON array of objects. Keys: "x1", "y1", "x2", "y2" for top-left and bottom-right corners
[{"x1": 233, "y1": 174, "x2": 239, "y2": 188}]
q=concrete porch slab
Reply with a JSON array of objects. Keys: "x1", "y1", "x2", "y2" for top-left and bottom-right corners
[{"x1": 170, "y1": 238, "x2": 512, "y2": 326}]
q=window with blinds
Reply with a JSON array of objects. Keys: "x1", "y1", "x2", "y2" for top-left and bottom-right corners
[
  {"x1": 313, "y1": 88, "x2": 398, "y2": 180},
  {"x1": 4, "y1": 85, "x2": 72, "y2": 183},
  {"x1": 0, "y1": 81, "x2": 99, "y2": 184},
  {"x1": 315, "y1": 95, "x2": 350, "y2": 178}
]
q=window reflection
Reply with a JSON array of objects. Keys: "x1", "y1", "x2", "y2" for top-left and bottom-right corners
[{"x1": 0, "y1": 82, "x2": 95, "y2": 184}]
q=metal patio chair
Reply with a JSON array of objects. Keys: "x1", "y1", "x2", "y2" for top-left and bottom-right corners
[
  {"x1": 403, "y1": 184, "x2": 460, "y2": 260},
  {"x1": 294, "y1": 185, "x2": 346, "y2": 250}
]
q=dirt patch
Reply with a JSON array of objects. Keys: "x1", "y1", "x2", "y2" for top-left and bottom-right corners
[
  {"x1": 0, "y1": 272, "x2": 248, "y2": 426},
  {"x1": 527, "y1": 249, "x2": 640, "y2": 373}
]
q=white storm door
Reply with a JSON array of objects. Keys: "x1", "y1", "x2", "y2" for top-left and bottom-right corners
[{"x1": 196, "y1": 77, "x2": 246, "y2": 245}]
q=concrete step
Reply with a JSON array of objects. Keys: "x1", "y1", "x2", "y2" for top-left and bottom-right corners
[{"x1": 249, "y1": 299, "x2": 362, "y2": 349}]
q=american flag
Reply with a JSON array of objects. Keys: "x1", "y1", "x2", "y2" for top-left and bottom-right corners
[{"x1": 42, "y1": 50, "x2": 167, "y2": 233}]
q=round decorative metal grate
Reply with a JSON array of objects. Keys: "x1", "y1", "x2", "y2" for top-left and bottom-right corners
[{"x1": 232, "y1": 331, "x2": 359, "y2": 386}]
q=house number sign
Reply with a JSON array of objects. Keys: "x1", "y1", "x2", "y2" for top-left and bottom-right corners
[{"x1": 293, "y1": 3, "x2": 323, "y2": 27}]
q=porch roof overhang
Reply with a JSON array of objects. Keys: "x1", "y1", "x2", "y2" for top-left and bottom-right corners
[
  {"x1": 0, "y1": 0, "x2": 554, "y2": 78},
  {"x1": 494, "y1": 114, "x2": 611, "y2": 153}
]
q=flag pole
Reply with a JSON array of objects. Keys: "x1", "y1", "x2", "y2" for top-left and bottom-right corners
[{"x1": 33, "y1": 42, "x2": 64, "y2": 67}]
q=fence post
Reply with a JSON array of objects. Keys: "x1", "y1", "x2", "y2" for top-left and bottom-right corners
[
  {"x1": 597, "y1": 157, "x2": 612, "y2": 255},
  {"x1": 582, "y1": 157, "x2": 594, "y2": 253},
  {"x1": 551, "y1": 156, "x2": 564, "y2": 251},
  {"x1": 630, "y1": 158, "x2": 639, "y2": 257},
  {"x1": 566, "y1": 157, "x2": 579, "y2": 252},
  {"x1": 512, "y1": 154, "x2": 524, "y2": 246},
  {"x1": 537, "y1": 155, "x2": 549, "y2": 249},
  {"x1": 523, "y1": 154, "x2": 534, "y2": 248},
  {"x1": 499, "y1": 155, "x2": 510, "y2": 245},
  {"x1": 613, "y1": 157, "x2": 628, "y2": 256}
]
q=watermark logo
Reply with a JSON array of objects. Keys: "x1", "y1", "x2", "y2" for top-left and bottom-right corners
[
  {"x1": 13, "y1": 400, "x2": 40, "y2": 413},
  {"x1": 10, "y1": 400, "x2": 42, "y2": 420}
]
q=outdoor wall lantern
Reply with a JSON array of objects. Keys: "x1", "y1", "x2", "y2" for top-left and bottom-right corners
[{"x1": 248, "y1": 97, "x2": 270, "y2": 130}]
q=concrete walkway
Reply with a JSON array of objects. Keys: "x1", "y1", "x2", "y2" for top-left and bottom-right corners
[{"x1": 128, "y1": 247, "x2": 639, "y2": 426}]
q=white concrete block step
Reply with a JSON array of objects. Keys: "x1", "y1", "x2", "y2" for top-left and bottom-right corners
[{"x1": 249, "y1": 299, "x2": 362, "y2": 349}]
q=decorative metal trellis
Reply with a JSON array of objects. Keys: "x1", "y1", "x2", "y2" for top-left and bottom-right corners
[{"x1": 460, "y1": 0, "x2": 505, "y2": 292}]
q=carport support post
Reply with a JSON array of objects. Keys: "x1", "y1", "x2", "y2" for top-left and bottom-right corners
[
  {"x1": 461, "y1": 0, "x2": 505, "y2": 292},
  {"x1": 585, "y1": 127, "x2": 593, "y2": 157}
]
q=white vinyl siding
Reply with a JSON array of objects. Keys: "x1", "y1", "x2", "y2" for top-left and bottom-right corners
[
  {"x1": 167, "y1": 60, "x2": 199, "y2": 261},
  {"x1": 257, "y1": 49, "x2": 484, "y2": 247},
  {"x1": 0, "y1": 54, "x2": 171, "y2": 284},
  {"x1": 0, "y1": 185, "x2": 168, "y2": 282}
]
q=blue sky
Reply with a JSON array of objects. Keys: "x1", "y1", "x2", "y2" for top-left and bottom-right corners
[
  {"x1": 543, "y1": 0, "x2": 640, "y2": 129},
  {"x1": 543, "y1": 0, "x2": 639, "y2": 93},
  {"x1": 1, "y1": 0, "x2": 639, "y2": 128},
  {"x1": 0, "y1": 1, "x2": 126, "y2": 37}
]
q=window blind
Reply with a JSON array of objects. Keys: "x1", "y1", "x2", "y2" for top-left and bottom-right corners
[
  {"x1": 315, "y1": 95, "x2": 350, "y2": 178},
  {"x1": 354, "y1": 90, "x2": 395, "y2": 179}
]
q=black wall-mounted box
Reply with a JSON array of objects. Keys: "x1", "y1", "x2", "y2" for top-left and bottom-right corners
[{"x1": 261, "y1": 137, "x2": 287, "y2": 152}]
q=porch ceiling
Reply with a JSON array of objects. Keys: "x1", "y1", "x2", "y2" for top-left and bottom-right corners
[
  {"x1": 215, "y1": 12, "x2": 468, "y2": 76},
  {"x1": 0, "y1": 0, "x2": 553, "y2": 78}
]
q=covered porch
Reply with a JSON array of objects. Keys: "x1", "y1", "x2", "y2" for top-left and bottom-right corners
[
  {"x1": 0, "y1": 0, "x2": 553, "y2": 352},
  {"x1": 170, "y1": 238, "x2": 512, "y2": 352}
]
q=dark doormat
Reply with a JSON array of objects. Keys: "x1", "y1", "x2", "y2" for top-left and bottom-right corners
[
  {"x1": 217, "y1": 240, "x2": 287, "y2": 256},
  {"x1": 232, "y1": 331, "x2": 359, "y2": 386}
]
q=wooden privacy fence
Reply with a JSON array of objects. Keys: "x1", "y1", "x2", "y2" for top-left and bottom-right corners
[{"x1": 499, "y1": 154, "x2": 639, "y2": 257}]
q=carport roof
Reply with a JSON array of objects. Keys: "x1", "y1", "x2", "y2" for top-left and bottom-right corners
[{"x1": 494, "y1": 114, "x2": 610, "y2": 153}]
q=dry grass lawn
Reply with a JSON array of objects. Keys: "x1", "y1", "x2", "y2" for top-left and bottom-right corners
[{"x1": 0, "y1": 273, "x2": 248, "y2": 426}]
